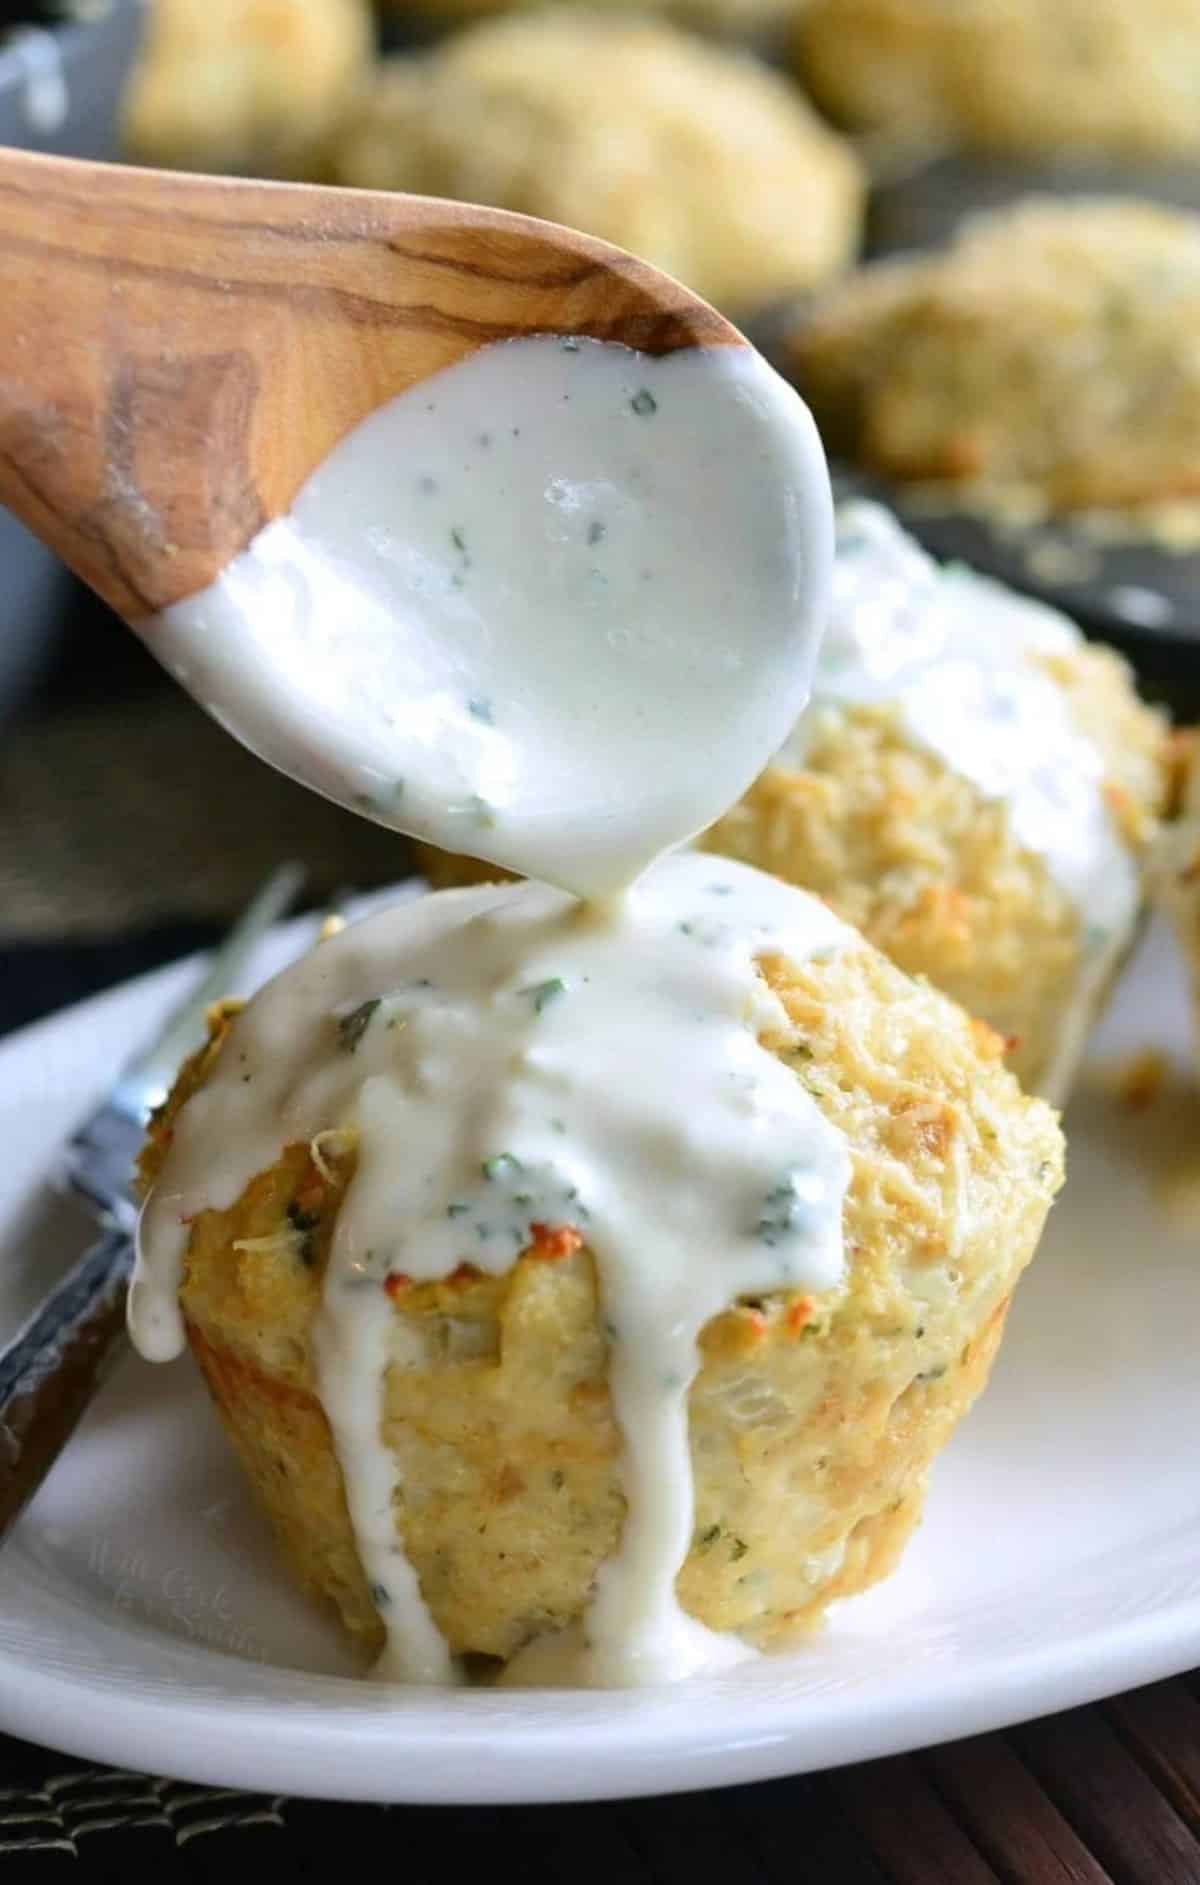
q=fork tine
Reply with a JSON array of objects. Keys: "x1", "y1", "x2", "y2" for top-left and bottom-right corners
[{"x1": 0, "y1": 862, "x2": 312, "y2": 1541}]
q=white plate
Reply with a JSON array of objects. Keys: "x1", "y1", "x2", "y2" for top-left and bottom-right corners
[{"x1": 0, "y1": 901, "x2": 1198, "y2": 1806}]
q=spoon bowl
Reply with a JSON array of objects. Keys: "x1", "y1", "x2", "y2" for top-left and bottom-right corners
[
  {"x1": 0, "y1": 150, "x2": 833, "y2": 898},
  {"x1": 0, "y1": 149, "x2": 739, "y2": 620}
]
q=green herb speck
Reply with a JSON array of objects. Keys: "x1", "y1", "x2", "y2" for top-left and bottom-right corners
[
  {"x1": 522, "y1": 976, "x2": 566, "y2": 1014},
  {"x1": 446, "y1": 1202, "x2": 470, "y2": 1219},
  {"x1": 482, "y1": 1152, "x2": 525, "y2": 1182},
  {"x1": 417, "y1": 476, "x2": 437, "y2": 496},
  {"x1": 587, "y1": 520, "x2": 606, "y2": 546},
  {"x1": 338, "y1": 998, "x2": 381, "y2": 1053},
  {"x1": 697, "y1": 1523, "x2": 722, "y2": 1552},
  {"x1": 468, "y1": 697, "x2": 494, "y2": 725},
  {"x1": 550, "y1": 1469, "x2": 565, "y2": 1490},
  {"x1": 730, "y1": 1537, "x2": 749, "y2": 1562},
  {"x1": 757, "y1": 1175, "x2": 812, "y2": 1248},
  {"x1": 369, "y1": 1582, "x2": 391, "y2": 1608},
  {"x1": 631, "y1": 389, "x2": 657, "y2": 417}
]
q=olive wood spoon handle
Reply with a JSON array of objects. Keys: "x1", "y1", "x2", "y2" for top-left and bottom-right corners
[{"x1": 0, "y1": 147, "x2": 740, "y2": 621}]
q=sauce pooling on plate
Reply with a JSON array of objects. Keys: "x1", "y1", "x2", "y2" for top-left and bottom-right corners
[
  {"x1": 779, "y1": 502, "x2": 1141, "y2": 1104},
  {"x1": 146, "y1": 335, "x2": 832, "y2": 899},
  {"x1": 131, "y1": 853, "x2": 852, "y2": 1686}
]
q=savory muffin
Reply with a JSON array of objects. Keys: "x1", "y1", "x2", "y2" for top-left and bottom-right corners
[
  {"x1": 786, "y1": 198, "x2": 1200, "y2": 518},
  {"x1": 330, "y1": 13, "x2": 865, "y2": 314},
  {"x1": 134, "y1": 852, "x2": 1062, "y2": 1682},
  {"x1": 421, "y1": 506, "x2": 1168, "y2": 1102},
  {"x1": 791, "y1": 0, "x2": 1200, "y2": 160},
  {"x1": 122, "y1": 0, "x2": 373, "y2": 179},
  {"x1": 380, "y1": 0, "x2": 793, "y2": 34},
  {"x1": 1156, "y1": 731, "x2": 1200, "y2": 1071}
]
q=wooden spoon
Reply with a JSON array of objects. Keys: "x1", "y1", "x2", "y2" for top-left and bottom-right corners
[{"x1": 0, "y1": 148, "x2": 739, "y2": 622}]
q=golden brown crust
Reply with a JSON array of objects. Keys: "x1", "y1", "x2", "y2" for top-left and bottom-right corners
[
  {"x1": 786, "y1": 199, "x2": 1200, "y2": 517},
  {"x1": 148, "y1": 935, "x2": 1062, "y2": 1666},
  {"x1": 413, "y1": 633, "x2": 1167, "y2": 1097},
  {"x1": 380, "y1": 0, "x2": 793, "y2": 32},
  {"x1": 791, "y1": 0, "x2": 1200, "y2": 160},
  {"x1": 329, "y1": 13, "x2": 865, "y2": 314},
  {"x1": 122, "y1": 0, "x2": 373, "y2": 178},
  {"x1": 706, "y1": 637, "x2": 1166, "y2": 1093},
  {"x1": 1154, "y1": 729, "x2": 1200, "y2": 1083}
]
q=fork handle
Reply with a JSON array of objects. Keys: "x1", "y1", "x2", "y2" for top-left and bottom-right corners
[{"x1": 0, "y1": 1227, "x2": 133, "y2": 1540}]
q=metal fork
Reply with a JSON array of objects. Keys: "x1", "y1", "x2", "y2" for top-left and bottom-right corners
[{"x1": 0, "y1": 863, "x2": 307, "y2": 1541}]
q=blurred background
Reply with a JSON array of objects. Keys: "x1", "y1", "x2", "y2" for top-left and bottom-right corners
[{"x1": 2, "y1": 0, "x2": 1198, "y2": 1032}]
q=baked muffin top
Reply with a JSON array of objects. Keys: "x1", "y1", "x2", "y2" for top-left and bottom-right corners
[
  {"x1": 792, "y1": 0, "x2": 1200, "y2": 160},
  {"x1": 123, "y1": 0, "x2": 372, "y2": 177},
  {"x1": 331, "y1": 12, "x2": 865, "y2": 313},
  {"x1": 787, "y1": 198, "x2": 1200, "y2": 517}
]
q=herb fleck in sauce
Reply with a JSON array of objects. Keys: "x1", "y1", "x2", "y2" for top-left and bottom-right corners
[{"x1": 338, "y1": 999, "x2": 381, "y2": 1053}]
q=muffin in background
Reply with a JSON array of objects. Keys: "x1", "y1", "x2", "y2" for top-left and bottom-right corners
[
  {"x1": 377, "y1": 0, "x2": 794, "y2": 37},
  {"x1": 330, "y1": 12, "x2": 865, "y2": 314},
  {"x1": 137, "y1": 866, "x2": 1063, "y2": 1676},
  {"x1": 421, "y1": 506, "x2": 1169, "y2": 1103},
  {"x1": 791, "y1": 0, "x2": 1200, "y2": 161},
  {"x1": 786, "y1": 198, "x2": 1200, "y2": 521},
  {"x1": 123, "y1": 0, "x2": 373, "y2": 178},
  {"x1": 1157, "y1": 732, "x2": 1200, "y2": 1076}
]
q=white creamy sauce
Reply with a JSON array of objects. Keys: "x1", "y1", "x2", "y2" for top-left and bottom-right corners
[
  {"x1": 776, "y1": 502, "x2": 1140, "y2": 1105},
  {"x1": 145, "y1": 336, "x2": 832, "y2": 900},
  {"x1": 131, "y1": 852, "x2": 851, "y2": 1686}
]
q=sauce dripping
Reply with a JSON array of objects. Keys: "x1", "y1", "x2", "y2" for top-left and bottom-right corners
[
  {"x1": 145, "y1": 336, "x2": 832, "y2": 901},
  {"x1": 131, "y1": 332, "x2": 842, "y2": 1685},
  {"x1": 132, "y1": 854, "x2": 850, "y2": 1684},
  {"x1": 780, "y1": 502, "x2": 1141, "y2": 1104}
]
